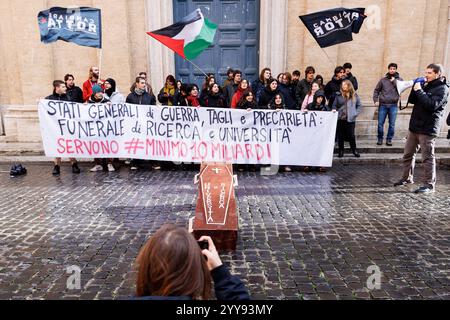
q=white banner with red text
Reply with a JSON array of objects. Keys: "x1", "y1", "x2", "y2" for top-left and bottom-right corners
[{"x1": 38, "y1": 100, "x2": 338, "y2": 167}]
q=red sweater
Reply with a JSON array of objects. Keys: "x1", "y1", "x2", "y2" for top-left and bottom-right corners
[{"x1": 82, "y1": 79, "x2": 105, "y2": 102}]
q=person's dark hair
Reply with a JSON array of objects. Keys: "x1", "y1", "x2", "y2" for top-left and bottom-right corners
[
  {"x1": 187, "y1": 84, "x2": 199, "y2": 95},
  {"x1": 343, "y1": 63, "x2": 353, "y2": 70},
  {"x1": 53, "y1": 80, "x2": 65, "y2": 89},
  {"x1": 388, "y1": 63, "x2": 398, "y2": 69},
  {"x1": 305, "y1": 66, "x2": 316, "y2": 76},
  {"x1": 139, "y1": 72, "x2": 147, "y2": 77},
  {"x1": 259, "y1": 68, "x2": 271, "y2": 82},
  {"x1": 233, "y1": 70, "x2": 242, "y2": 78},
  {"x1": 180, "y1": 83, "x2": 188, "y2": 96},
  {"x1": 136, "y1": 76, "x2": 146, "y2": 84},
  {"x1": 135, "y1": 224, "x2": 212, "y2": 299},
  {"x1": 267, "y1": 78, "x2": 278, "y2": 90},
  {"x1": 315, "y1": 75, "x2": 324, "y2": 83},
  {"x1": 270, "y1": 93, "x2": 285, "y2": 108},
  {"x1": 427, "y1": 63, "x2": 444, "y2": 75},
  {"x1": 334, "y1": 66, "x2": 345, "y2": 76},
  {"x1": 292, "y1": 70, "x2": 301, "y2": 77},
  {"x1": 307, "y1": 81, "x2": 321, "y2": 96},
  {"x1": 165, "y1": 75, "x2": 176, "y2": 86},
  {"x1": 208, "y1": 83, "x2": 221, "y2": 94},
  {"x1": 64, "y1": 74, "x2": 74, "y2": 82},
  {"x1": 227, "y1": 68, "x2": 234, "y2": 76},
  {"x1": 284, "y1": 72, "x2": 292, "y2": 84},
  {"x1": 203, "y1": 75, "x2": 216, "y2": 90},
  {"x1": 238, "y1": 89, "x2": 255, "y2": 108}
]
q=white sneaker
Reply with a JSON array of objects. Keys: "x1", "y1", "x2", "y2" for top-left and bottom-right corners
[
  {"x1": 153, "y1": 165, "x2": 162, "y2": 170},
  {"x1": 284, "y1": 166, "x2": 292, "y2": 172},
  {"x1": 130, "y1": 165, "x2": 138, "y2": 171},
  {"x1": 90, "y1": 165, "x2": 103, "y2": 172},
  {"x1": 125, "y1": 159, "x2": 131, "y2": 165},
  {"x1": 107, "y1": 164, "x2": 115, "y2": 172}
]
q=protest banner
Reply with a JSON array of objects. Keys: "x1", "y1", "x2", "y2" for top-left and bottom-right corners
[{"x1": 38, "y1": 100, "x2": 338, "y2": 167}]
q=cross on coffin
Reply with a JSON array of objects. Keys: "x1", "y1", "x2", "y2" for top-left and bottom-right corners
[{"x1": 192, "y1": 163, "x2": 238, "y2": 251}]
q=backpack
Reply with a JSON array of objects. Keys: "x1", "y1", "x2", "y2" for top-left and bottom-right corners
[{"x1": 10, "y1": 164, "x2": 27, "y2": 177}]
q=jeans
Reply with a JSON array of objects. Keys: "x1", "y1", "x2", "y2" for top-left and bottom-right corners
[{"x1": 378, "y1": 104, "x2": 398, "y2": 140}]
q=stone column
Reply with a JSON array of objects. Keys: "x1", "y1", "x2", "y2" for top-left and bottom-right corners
[
  {"x1": 259, "y1": 0, "x2": 288, "y2": 75},
  {"x1": 145, "y1": 0, "x2": 176, "y2": 96}
]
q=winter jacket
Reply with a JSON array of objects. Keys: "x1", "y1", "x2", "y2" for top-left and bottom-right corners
[
  {"x1": 295, "y1": 79, "x2": 314, "y2": 106},
  {"x1": 66, "y1": 86, "x2": 83, "y2": 103},
  {"x1": 278, "y1": 83, "x2": 297, "y2": 110},
  {"x1": 158, "y1": 86, "x2": 176, "y2": 106},
  {"x1": 133, "y1": 265, "x2": 250, "y2": 301},
  {"x1": 373, "y1": 73, "x2": 403, "y2": 105},
  {"x1": 231, "y1": 87, "x2": 246, "y2": 108},
  {"x1": 45, "y1": 93, "x2": 70, "y2": 101},
  {"x1": 301, "y1": 93, "x2": 315, "y2": 111},
  {"x1": 332, "y1": 92, "x2": 362, "y2": 123},
  {"x1": 105, "y1": 92, "x2": 125, "y2": 104},
  {"x1": 324, "y1": 77, "x2": 344, "y2": 109},
  {"x1": 346, "y1": 73, "x2": 359, "y2": 91},
  {"x1": 89, "y1": 94, "x2": 110, "y2": 104},
  {"x1": 204, "y1": 92, "x2": 226, "y2": 108},
  {"x1": 126, "y1": 91, "x2": 156, "y2": 105},
  {"x1": 251, "y1": 79, "x2": 267, "y2": 104},
  {"x1": 258, "y1": 87, "x2": 280, "y2": 108},
  {"x1": 223, "y1": 83, "x2": 239, "y2": 107},
  {"x1": 407, "y1": 77, "x2": 449, "y2": 137},
  {"x1": 237, "y1": 100, "x2": 257, "y2": 110},
  {"x1": 306, "y1": 91, "x2": 329, "y2": 112},
  {"x1": 173, "y1": 92, "x2": 189, "y2": 106}
]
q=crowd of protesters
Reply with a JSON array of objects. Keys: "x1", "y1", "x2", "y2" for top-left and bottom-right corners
[{"x1": 46, "y1": 62, "x2": 449, "y2": 179}]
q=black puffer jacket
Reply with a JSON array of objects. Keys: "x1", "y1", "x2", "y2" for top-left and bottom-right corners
[
  {"x1": 407, "y1": 78, "x2": 449, "y2": 137},
  {"x1": 204, "y1": 92, "x2": 226, "y2": 108},
  {"x1": 258, "y1": 87, "x2": 280, "y2": 108},
  {"x1": 324, "y1": 77, "x2": 343, "y2": 109},
  {"x1": 278, "y1": 83, "x2": 297, "y2": 110},
  {"x1": 126, "y1": 91, "x2": 156, "y2": 105}
]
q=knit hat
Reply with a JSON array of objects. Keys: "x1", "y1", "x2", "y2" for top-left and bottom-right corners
[{"x1": 92, "y1": 84, "x2": 103, "y2": 94}]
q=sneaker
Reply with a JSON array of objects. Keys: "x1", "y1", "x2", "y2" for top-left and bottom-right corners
[
  {"x1": 319, "y1": 167, "x2": 327, "y2": 173},
  {"x1": 125, "y1": 159, "x2": 131, "y2": 165},
  {"x1": 415, "y1": 185, "x2": 435, "y2": 194},
  {"x1": 386, "y1": 140, "x2": 393, "y2": 146},
  {"x1": 377, "y1": 139, "x2": 383, "y2": 146},
  {"x1": 90, "y1": 165, "x2": 103, "y2": 172},
  {"x1": 107, "y1": 163, "x2": 115, "y2": 172},
  {"x1": 72, "y1": 163, "x2": 80, "y2": 174},
  {"x1": 152, "y1": 165, "x2": 162, "y2": 170},
  {"x1": 130, "y1": 165, "x2": 138, "y2": 171},
  {"x1": 284, "y1": 166, "x2": 292, "y2": 172},
  {"x1": 52, "y1": 165, "x2": 60, "y2": 175},
  {"x1": 394, "y1": 179, "x2": 414, "y2": 187}
]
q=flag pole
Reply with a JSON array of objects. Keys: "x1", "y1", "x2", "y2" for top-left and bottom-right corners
[
  {"x1": 320, "y1": 47, "x2": 336, "y2": 69},
  {"x1": 185, "y1": 58, "x2": 209, "y2": 78},
  {"x1": 98, "y1": 49, "x2": 103, "y2": 76}
]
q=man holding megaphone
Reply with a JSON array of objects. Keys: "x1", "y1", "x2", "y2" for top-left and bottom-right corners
[{"x1": 394, "y1": 63, "x2": 449, "y2": 194}]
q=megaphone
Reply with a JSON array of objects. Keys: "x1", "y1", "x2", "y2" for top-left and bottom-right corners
[{"x1": 397, "y1": 77, "x2": 426, "y2": 95}]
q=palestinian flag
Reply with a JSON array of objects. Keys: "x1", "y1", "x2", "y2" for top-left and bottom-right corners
[{"x1": 147, "y1": 9, "x2": 217, "y2": 60}]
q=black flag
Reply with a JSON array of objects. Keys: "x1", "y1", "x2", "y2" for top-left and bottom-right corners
[{"x1": 300, "y1": 8, "x2": 366, "y2": 48}]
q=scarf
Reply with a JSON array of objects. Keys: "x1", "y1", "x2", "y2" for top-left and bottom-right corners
[{"x1": 135, "y1": 88, "x2": 145, "y2": 96}]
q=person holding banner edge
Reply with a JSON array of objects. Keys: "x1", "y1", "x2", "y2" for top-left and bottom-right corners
[{"x1": 46, "y1": 80, "x2": 80, "y2": 175}]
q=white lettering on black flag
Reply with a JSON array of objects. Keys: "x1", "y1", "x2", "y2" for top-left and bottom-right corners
[
  {"x1": 38, "y1": 100, "x2": 338, "y2": 167},
  {"x1": 300, "y1": 7, "x2": 366, "y2": 48}
]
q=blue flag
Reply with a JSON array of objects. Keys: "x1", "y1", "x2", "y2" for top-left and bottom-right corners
[{"x1": 38, "y1": 7, "x2": 102, "y2": 48}]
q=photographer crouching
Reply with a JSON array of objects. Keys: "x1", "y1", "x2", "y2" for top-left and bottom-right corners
[{"x1": 394, "y1": 64, "x2": 449, "y2": 194}]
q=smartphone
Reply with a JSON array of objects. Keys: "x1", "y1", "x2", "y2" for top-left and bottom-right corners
[{"x1": 198, "y1": 240, "x2": 209, "y2": 251}]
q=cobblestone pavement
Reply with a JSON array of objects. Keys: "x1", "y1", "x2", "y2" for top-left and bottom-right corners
[{"x1": 1, "y1": 163, "x2": 450, "y2": 300}]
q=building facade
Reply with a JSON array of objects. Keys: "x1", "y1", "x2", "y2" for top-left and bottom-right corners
[{"x1": 1, "y1": 0, "x2": 450, "y2": 144}]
